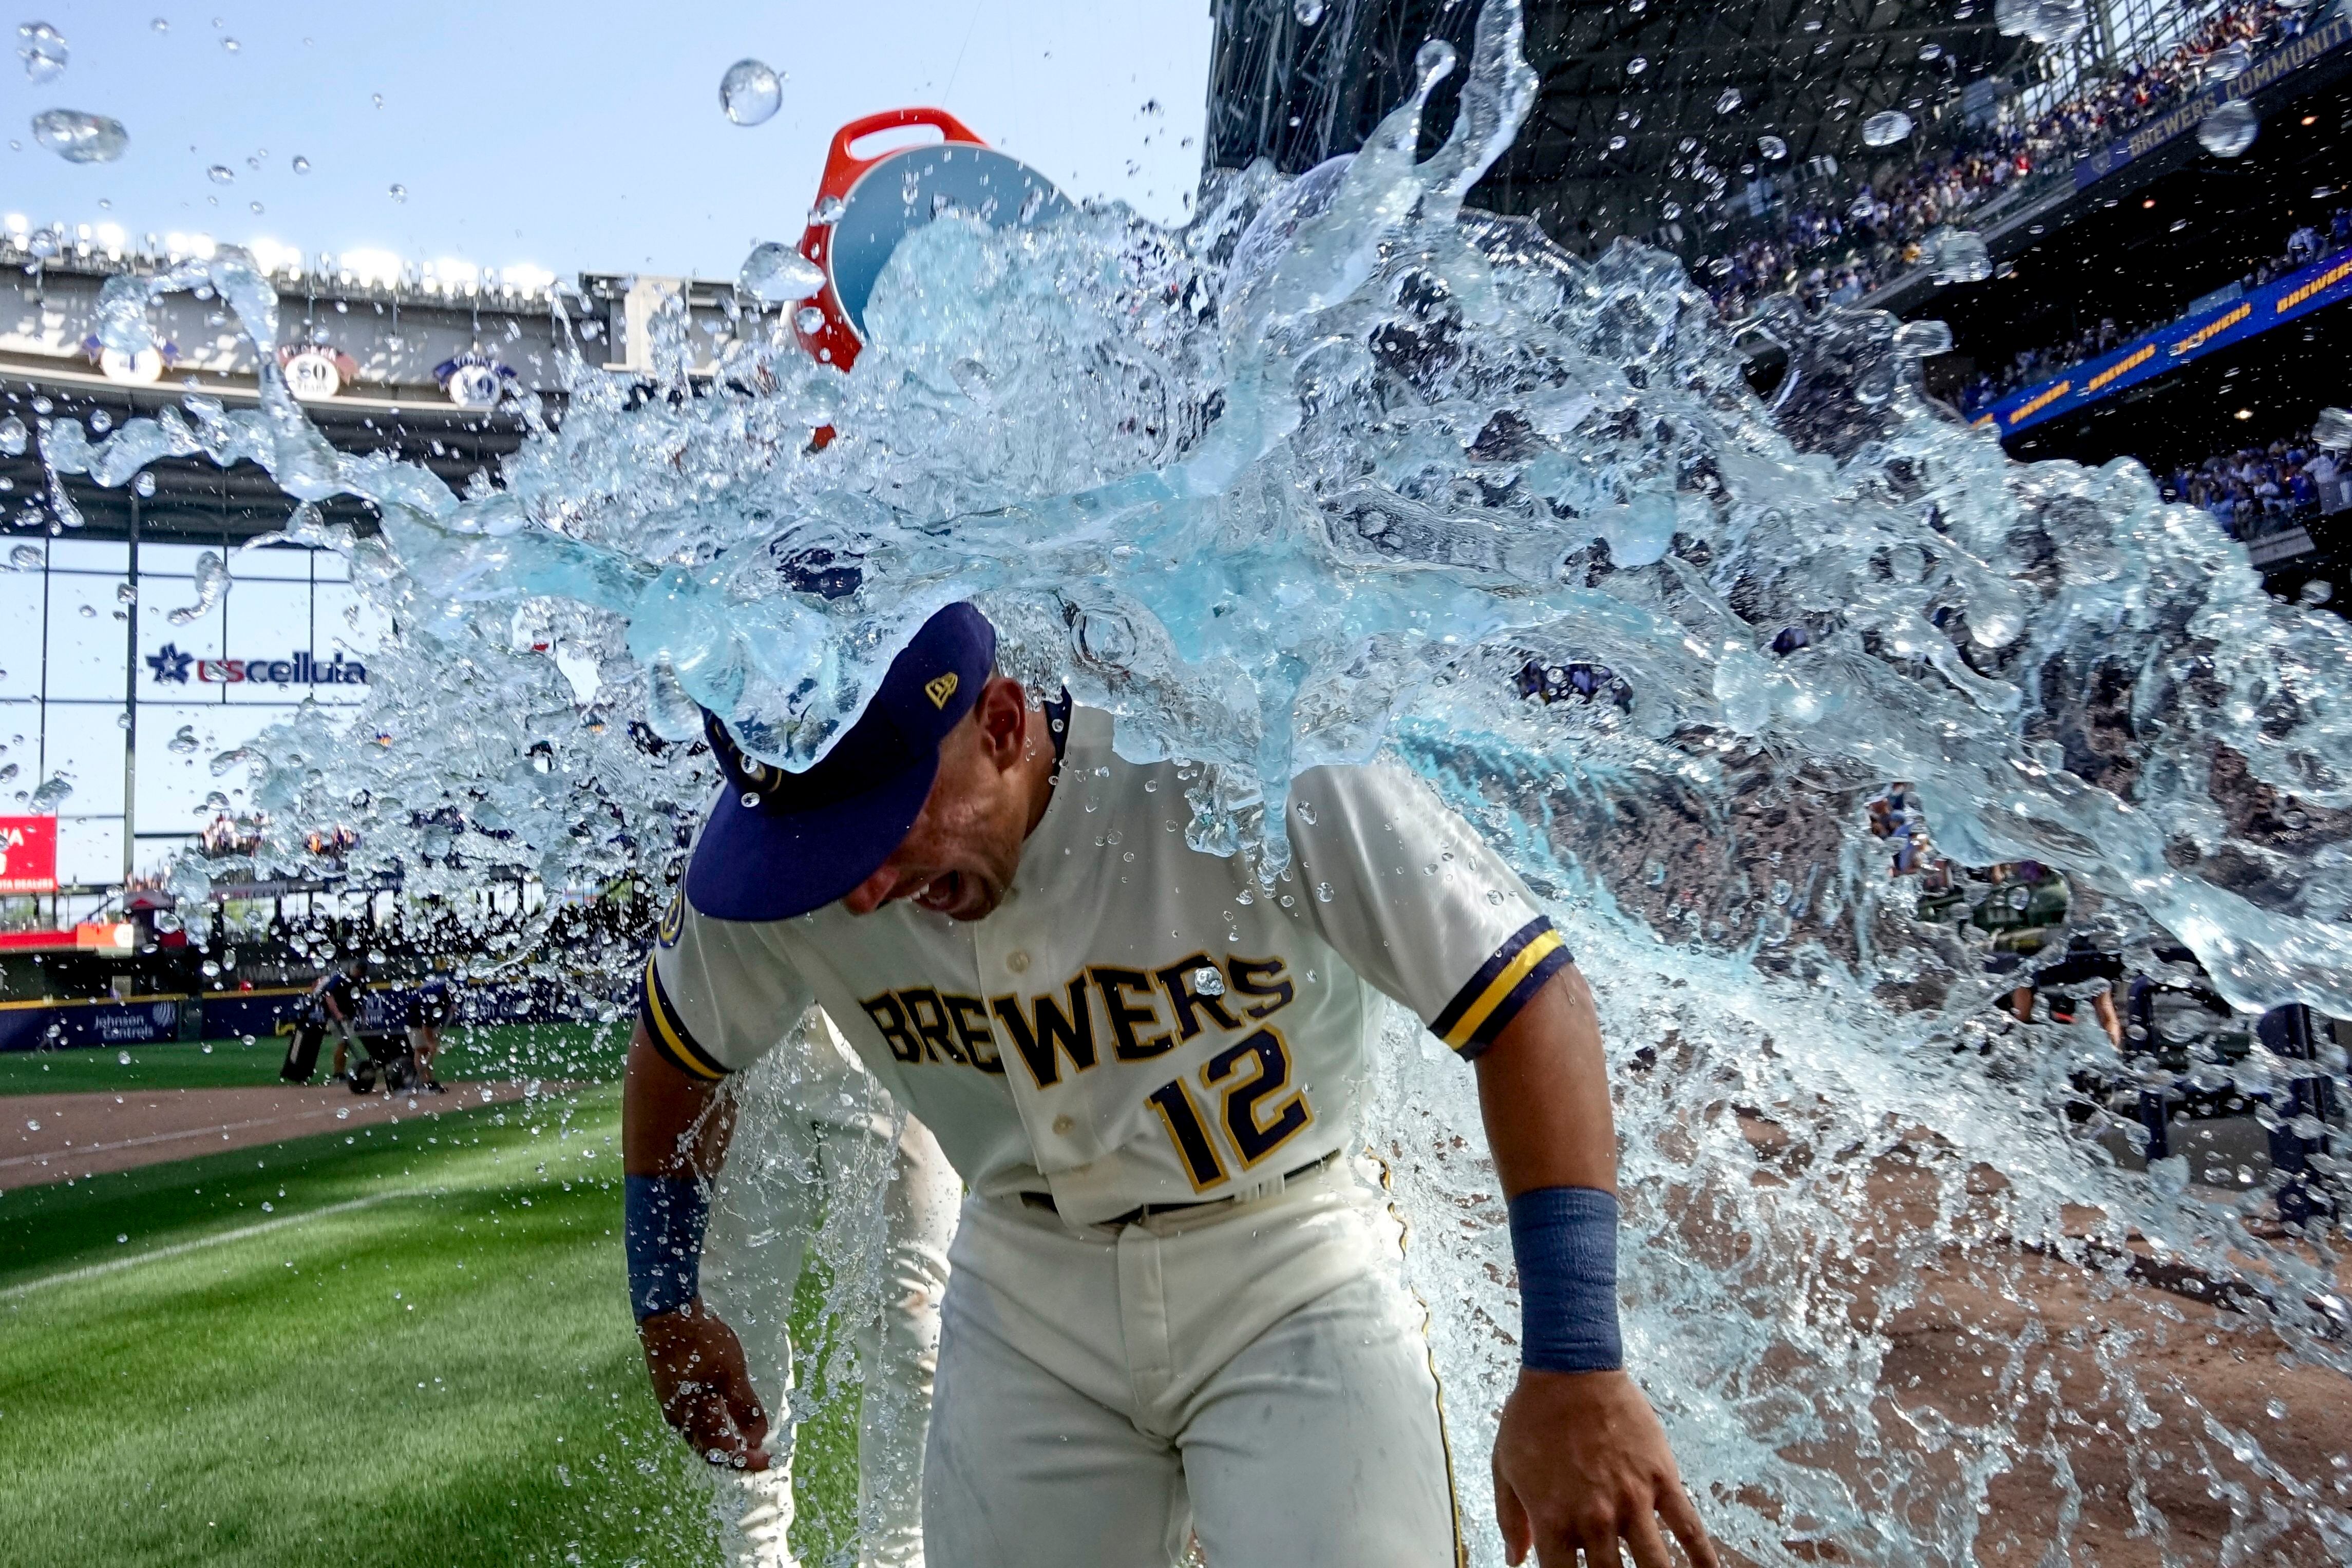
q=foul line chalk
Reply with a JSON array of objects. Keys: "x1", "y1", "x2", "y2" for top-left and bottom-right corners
[{"x1": 1, "y1": 1191, "x2": 423, "y2": 1299}]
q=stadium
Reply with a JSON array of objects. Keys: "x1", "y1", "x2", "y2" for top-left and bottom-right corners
[{"x1": 3, "y1": 3, "x2": 2350, "y2": 1567}]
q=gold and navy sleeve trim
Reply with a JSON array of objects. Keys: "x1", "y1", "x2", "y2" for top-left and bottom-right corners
[
  {"x1": 639, "y1": 955, "x2": 729, "y2": 1081},
  {"x1": 1431, "y1": 917, "x2": 1572, "y2": 1060}
]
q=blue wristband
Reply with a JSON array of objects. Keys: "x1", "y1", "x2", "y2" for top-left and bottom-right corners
[
  {"x1": 625, "y1": 1174, "x2": 710, "y2": 1322},
  {"x1": 1507, "y1": 1185, "x2": 1623, "y2": 1373}
]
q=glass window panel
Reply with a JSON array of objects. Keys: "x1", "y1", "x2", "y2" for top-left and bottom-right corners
[
  {"x1": 44, "y1": 575, "x2": 135, "y2": 700},
  {"x1": 40, "y1": 703, "x2": 128, "y2": 815},
  {"x1": 225, "y1": 542, "x2": 314, "y2": 581},
  {"x1": 135, "y1": 591, "x2": 227, "y2": 700},
  {"x1": 54, "y1": 815, "x2": 123, "y2": 886},
  {"x1": 138, "y1": 703, "x2": 281, "y2": 834},
  {"x1": 135, "y1": 542, "x2": 214, "y2": 579},
  {"x1": 312, "y1": 584, "x2": 390, "y2": 705},
  {"x1": 219, "y1": 579, "x2": 314, "y2": 704},
  {"x1": 0, "y1": 575, "x2": 44, "y2": 698},
  {"x1": 47, "y1": 539, "x2": 128, "y2": 573}
]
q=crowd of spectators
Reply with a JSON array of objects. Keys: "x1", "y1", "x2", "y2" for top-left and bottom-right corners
[
  {"x1": 1955, "y1": 203, "x2": 2352, "y2": 414},
  {"x1": 1702, "y1": 0, "x2": 2318, "y2": 320},
  {"x1": 2159, "y1": 428, "x2": 2352, "y2": 538}
]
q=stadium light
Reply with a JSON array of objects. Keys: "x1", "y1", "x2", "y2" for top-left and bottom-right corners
[{"x1": 2236, "y1": 408, "x2": 2254, "y2": 420}]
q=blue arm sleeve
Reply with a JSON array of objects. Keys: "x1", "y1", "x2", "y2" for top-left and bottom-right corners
[
  {"x1": 624, "y1": 1174, "x2": 710, "y2": 1322},
  {"x1": 1507, "y1": 1185, "x2": 1623, "y2": 1374}
]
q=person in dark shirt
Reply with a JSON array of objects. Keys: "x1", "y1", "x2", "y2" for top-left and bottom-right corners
[
  {"x1": 405, "y1": 973, "x2": 454, "y2": 1094},
  {"x1": 322, "y1": 958, "x2": 364, "y2": 1081},
  {"x1": 2004, "y1": 932, "x2": 2126, "y2": 1047}
]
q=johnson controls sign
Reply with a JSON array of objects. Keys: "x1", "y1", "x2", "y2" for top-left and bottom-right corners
[{"x1": 146, "y1": 643, "x2": 370, "y2": 687}]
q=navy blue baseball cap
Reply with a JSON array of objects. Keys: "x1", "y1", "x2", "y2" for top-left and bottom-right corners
[{"x1": 686, "y1": 602, "x2": 996, "y2": 922}]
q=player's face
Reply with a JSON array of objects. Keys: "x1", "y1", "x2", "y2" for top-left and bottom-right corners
[{"x1": 840, "y1": 679, "x2": 1042, "y2": 922}]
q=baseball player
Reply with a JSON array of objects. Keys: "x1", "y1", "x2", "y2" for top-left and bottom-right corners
[
  {"x1": 686, "y1": 1025, "x2": 957, "y2": 1568},
  {"x1": 627, "y1": 602, "x2": 1716, "y2": 1568}
]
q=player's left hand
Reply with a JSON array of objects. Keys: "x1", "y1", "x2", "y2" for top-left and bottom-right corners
[{"x1": 1492, "y1": 1367, "x2": 1716, "y2": 1568}]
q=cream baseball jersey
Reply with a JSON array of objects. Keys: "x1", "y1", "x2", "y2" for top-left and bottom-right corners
[{"x1": 643, "y1": 705, "x2": 1571, "y2": 1226}]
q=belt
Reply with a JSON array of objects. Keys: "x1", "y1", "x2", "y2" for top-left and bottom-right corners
[{"x1": 1019, "y1": 1150, "x2": 1341, "y2": 1228}]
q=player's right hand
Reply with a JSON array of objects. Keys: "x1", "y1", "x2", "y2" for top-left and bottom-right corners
[{"x1": 638, "y1": 1299, "x2": 771, "y2": 1470}]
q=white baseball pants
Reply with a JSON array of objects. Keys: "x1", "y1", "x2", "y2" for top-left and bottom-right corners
[
  {"x1": 921, "y1": 1160, "x2": 1461, "y2": 1568},
  {"x1": 703, "y1": 1114, "x2": 960, "y2": 1568}
]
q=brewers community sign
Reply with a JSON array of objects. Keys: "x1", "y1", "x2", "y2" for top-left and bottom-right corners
[{"x1": 146, "y1": 643, "x2": 369, "y2": 686}]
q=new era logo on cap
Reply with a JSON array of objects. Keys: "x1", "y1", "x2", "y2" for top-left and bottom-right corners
[{"x1": 924, "y1": 672, "x2": 959, "y2": 710}]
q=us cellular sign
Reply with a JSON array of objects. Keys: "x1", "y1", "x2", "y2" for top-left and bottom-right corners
[{"x1": 146, "y1": 643, "x2": 370, "y2": 687}]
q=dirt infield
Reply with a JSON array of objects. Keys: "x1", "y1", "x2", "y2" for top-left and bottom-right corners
[{"x1": 1, "y1": 1079, "x2": 545, "y2": 1192}]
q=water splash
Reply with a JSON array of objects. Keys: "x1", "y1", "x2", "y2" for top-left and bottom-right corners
[{"x1": 103, "y1": 1, "x2": 2352, "y2": 1559}]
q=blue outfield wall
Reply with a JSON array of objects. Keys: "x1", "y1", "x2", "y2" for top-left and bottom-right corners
[
  {"x1": 1977, "y1": 246, "x2": 2352, "y2": 437},
  {"x1": 0, "y1": 978, "x2": 587, "y2": 1052}
]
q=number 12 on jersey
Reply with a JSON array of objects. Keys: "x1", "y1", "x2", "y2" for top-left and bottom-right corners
[{"x1": 1144, "y1": 1025, "x2": 1314, "y2": 1191}]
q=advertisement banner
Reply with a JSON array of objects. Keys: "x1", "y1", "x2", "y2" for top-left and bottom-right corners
[
  {"x1": 2073, "y1": 11, "x2": 2352, "y2": 189},
  {"x1": 1977, "y1": 246, "x2": 2352, "y2": 436},
  {"x1": 0, "y1": 815, "x2": 58, "y2": 893}
]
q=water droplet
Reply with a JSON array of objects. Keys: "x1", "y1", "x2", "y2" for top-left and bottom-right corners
[
  {"x1": 169, "y1": 724, "x2": 199, "y2": 754},
  {"x1": 388, "y1": 182, "x2": 407, "y2": 202},
  {"x1": 794, "y1": 304, "x2": 826, "y2": 336},
  {"x1": 736, "y1": 241, "x2": 824, "y2": 303},
  {"x1": 2313, "y1": 408, "x2": 2352, "y2": 450},
  {"x1": 1758, "y1": 135, "x2": 1787, "y2": 160},
  {"x1": 808, "y1": 193, "x2": 845, "y2": 227},
  {"x1": 29, "y1": 108, "x2": 127, "y2": 163},
  {"x1": 260, "y1": 1200, "x2": 272, "y2": 1212},
  {"x1": 1995, "y1": 0, "x2": 2087, "y2": 44},
  {"x1": 151, "y1": 17, "x2": 167, "y2": 32},
  {"x1": 9, "y1": 543, "x2": 41, "y2": 568},
  {"x1": 2197, "y1": 99, "x2": 2258, "y2": 158},
  {"x1": 1716, "y1": 89, "x2": 1741, "y2": 113},
  {"x1": 220, "y1": 35, "x2": 238, "y2": 52},
  {"x1": 24, "y1": 1118, "x2": 38, "y2": 1131},
  {"x1": 134, "y1": 471, "x2": 156, "y2": 498},
  {"x1": 1626, "y1": 54, "x2": 1647, "y2": 74},
  {"x1": 2206, "y1": 41, "x2": 2250, "y2": 82},
  {"x1": 117, "y1": 1233, "x2": 128, "y2": 1244},
  {"x1": 1316, "y1": 882, "x2": 1335, "y2": 903},
  {"x1": 1294, "y1": 0, "x2": 1325, "y2": 22},
  {"x1": 291, "y1": 154, "x2": 310, "y2": 173},
  {"x1": 1928, "y1": 228, "x2": 1993, "y2": 284},
  {"x1": 76, "y1": 603, "x2": 95, "y2": 619},
  {"x1": 719, "y1": 58, "x2": 782, "y2": 126},
  {"x1": 117, "y1": 1050, "x2": 130, "y2": 1065},
  {"x1": 18, "y1": 20, "x2": 66, "y2": 82},
  {"x1": 206, "y1": 163, "x2": 233, "y2": 183},
  {"x1": 1919, "y1": 42, "x2": 1943, "y2": 61},
  {"x1": 1862, "y1": 110, "x2": 1912, "y2": 147},
  {"x1": 1192, "y1": 965, "x2": 1227, "y2": 996}
]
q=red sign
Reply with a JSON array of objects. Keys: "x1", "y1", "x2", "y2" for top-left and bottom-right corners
[{"x1": 0, "y1": 815, "x2": 59, "y2": 893}]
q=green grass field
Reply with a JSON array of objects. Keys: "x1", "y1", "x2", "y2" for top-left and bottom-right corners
[
  {"x1": 0, "y1": 1037, "x2": 861, "y2": 1567},
  {"x1": 0, "y1": 1022, "x2": 630, "y2": 1096}
]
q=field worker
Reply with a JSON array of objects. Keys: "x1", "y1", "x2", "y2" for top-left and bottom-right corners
[
  {"x1": 626, "y1": 603, "x2": 1716, "y2": 1568},
  {"x1": 324, "y1": 955, "x2": 365, "y2": 1081},
  {"x1": 405, "y1": 971, "x2": 456, "y2": 1093}
]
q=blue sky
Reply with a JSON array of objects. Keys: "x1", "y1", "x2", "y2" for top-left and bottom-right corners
[{"x1": 2, "y1": 1, "x2": 1215, "y2": 280}]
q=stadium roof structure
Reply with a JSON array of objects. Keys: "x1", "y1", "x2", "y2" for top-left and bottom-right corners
[{"x1": 1207, "y1": 0, "x2": 2042, "y2": 259}]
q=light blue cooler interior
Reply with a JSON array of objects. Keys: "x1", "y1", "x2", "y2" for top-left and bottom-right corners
[{"x1": 829, "y1": 143, "x2": 1070, "y2": 336}]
